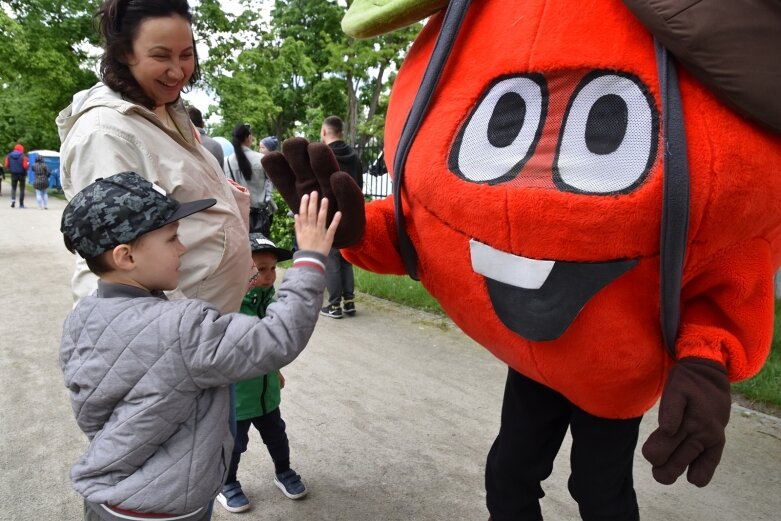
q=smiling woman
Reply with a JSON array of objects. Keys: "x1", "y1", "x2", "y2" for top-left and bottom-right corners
[{"x1": 57, "y1": 0, "x2": 252, "y2": 317}]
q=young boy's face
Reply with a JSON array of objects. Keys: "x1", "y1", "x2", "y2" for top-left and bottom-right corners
[
  {"x1": 251, "y1": 251, "x2": 278, "y2": 289},
  {"x1": 131, "y1": 222, "x2": 186, "y2": 291}
]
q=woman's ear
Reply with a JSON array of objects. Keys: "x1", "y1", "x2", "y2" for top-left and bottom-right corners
[{"x1": 111, "y1": 244, "x2": 135, "y2": 271}]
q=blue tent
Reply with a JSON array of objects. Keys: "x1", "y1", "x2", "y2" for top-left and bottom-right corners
[{"x1": 27, "y1": 150, "x2": 62, "y2": 190}]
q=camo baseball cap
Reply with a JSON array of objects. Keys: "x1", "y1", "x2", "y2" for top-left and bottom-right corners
[{"x1": 61, "y1": 171, "x2": 216, "y2": 258}]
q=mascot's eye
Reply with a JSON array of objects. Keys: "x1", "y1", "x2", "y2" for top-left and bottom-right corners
[
  {"x1": 554, "y1": 71, "x2": 659, "y2": 194},
  {"x1": 449, "y1": 74, "x2": 547, "y2": 184}
]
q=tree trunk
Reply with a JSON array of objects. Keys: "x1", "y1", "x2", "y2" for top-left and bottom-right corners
[{"x1": 346, "y1": 70, "x2": 359, "y2": 150}]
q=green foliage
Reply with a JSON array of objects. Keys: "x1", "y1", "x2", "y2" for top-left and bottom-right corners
[
  {"x1": 0, "y1": 0, "x2": 100, "y2": 152},
  {"x1": 269, "y1": 191, "x2": 295, "y2": 249},
  {"x1": 194, "y1": 0, "x2": 419, "y2": 147}
]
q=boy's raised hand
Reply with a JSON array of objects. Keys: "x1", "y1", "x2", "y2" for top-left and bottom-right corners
[{"x1": 294, "y1": 191, "x2": 341, "y2": 257}]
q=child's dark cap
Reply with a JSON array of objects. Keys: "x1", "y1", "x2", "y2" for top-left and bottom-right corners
[{"x1": 248, "y1": 232, "x2": 292, "y2": 261}]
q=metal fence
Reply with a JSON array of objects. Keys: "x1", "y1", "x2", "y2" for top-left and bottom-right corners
[{"x1": 354, "y1": 139, "x2": 392, "y2": 200}]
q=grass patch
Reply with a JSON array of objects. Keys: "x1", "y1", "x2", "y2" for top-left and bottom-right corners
[
  {"x1": 732, "y1": 300, "x2": 781, "y2": 410},
  {"x1": 354, "y1": 267, "x2": 444, "y2": 315},
  {"x1": 353, "y1": 267, "x2": 780, "y2": 411}
]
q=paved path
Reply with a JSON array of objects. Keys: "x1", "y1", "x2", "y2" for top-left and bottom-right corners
[{"x1": 1, "y1": 192, "x2": 779, "y2": 520}]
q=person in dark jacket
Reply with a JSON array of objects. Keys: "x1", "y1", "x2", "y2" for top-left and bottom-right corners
[
  {"x1": 217, "y1": 233, "x2": 307, "y2": 514},
  {"x1": 4, "y1": 144, "x2": 29, "y2": 208},
  {"x1": 32, "y1": 155, "x2": 50, "y2": 209},
  {"x1": 319, "y1": 115, "x2": 364, "y2": 318},
  {"x1": 187, "y1": 105, "x2": 224, "y2": 167}
]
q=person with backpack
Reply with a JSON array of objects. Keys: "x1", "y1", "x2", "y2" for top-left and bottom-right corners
[
  {"x1": 4, "y1": 144, "x2": 29, "y2": 208},
  {"x1": 32, "y1": 155, "x2": 51, "y2": 209}
]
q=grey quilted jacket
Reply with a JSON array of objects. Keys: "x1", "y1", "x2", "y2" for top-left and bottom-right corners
[{"x1": 60, "y1": 254, "x2": 325, "y2": 515}]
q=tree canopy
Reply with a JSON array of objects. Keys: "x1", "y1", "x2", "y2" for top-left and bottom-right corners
[
  {"x1": 0, "y1": 0, "x2": 419, "y2": 156},
  {"x1": 0, "y1": 0, "x2": 100, "y2": 153},
  {"x1": 196, "y1": 0, "x2": 419, "y2": 149}
]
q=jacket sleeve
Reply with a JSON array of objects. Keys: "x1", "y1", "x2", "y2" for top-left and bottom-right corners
[
  {"x1": 674, "y1": 238, "x2": 775, "y2": 381},
  {"x1": 180, "y1": 253, "x2": 326, "y2": 388}
]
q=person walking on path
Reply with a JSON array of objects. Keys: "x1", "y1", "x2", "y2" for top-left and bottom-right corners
[
  {"x1": 32, "y1": 155, "x2": 50, "y2": 209},
  {"x1": 5, "y1": 143, "x2": 29, "y2": 208},
  {"x1": 319, "y1": 115, "x2": 363, "y2": 319},
  {"x1": 224, "y1": 123, "x2": 277, "y2": 236},
  {"x1": 217, "y1": 233, "x2": 308, "y2": 514},
  {"x1": 56, "y1": 0, "x2": 252, "y2": 313},
  {"x1": 59, "y1": 172, "x2": 338, "y2": 521},
  {"x1": 187, "y1": 105, "x2": 224, "y2": 166}
]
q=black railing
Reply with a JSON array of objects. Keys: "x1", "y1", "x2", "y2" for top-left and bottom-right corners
[{"x1": 354, "y1": 139, "x2": 392, "y2": 200}]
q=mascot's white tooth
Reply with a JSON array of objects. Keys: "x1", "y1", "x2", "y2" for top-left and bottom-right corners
[{"x1": 470, "y1": 239, "x2": 554, "y2": 289}]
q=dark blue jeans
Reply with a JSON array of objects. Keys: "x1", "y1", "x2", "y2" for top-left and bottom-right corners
[
  {"x1": 486, "y1": 368, "x2": 642, "y2": 521},
  {"x1": 10, "y1": 173, "x2": 25, "y2": 205},
  {"x1": 325, "y1": 247, "x2": 355, "y2": 306},
  {"x1": 226, "y1": 407, "x2": 290, "y2": 484}
]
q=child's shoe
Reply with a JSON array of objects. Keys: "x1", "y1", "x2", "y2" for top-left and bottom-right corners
[
  {"x1": 274, "y1": 468, "x2": 307, "y2": 499},
  {"x1": 216, "y1": 481, "x2": 250, "y2": 513}
]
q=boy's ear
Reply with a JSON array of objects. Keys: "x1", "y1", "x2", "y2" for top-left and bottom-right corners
[{"x1": 111, "y1": 244, "x2": 135, "y2": 271}]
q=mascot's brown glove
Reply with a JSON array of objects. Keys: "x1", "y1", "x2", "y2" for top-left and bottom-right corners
[
  {"x1": 642, "y1": 357, "x2": 731, "y2": 487},
  {"x1": 261, "y1": 137, "x2": 365, "y2": 249}
]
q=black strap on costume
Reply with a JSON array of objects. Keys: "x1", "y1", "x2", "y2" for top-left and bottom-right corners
[
  {"x1": 391, "y1": 4, "x2": 689, "y2": 358},
  {"x1": 392, "y1": 0, "x2": 472, "y2": 280},
  {"x1": 655, "y1": 40, "x2": 690, "y2": 359}
]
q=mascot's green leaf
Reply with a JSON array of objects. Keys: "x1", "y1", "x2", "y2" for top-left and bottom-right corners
[{"x1": 342, "y1": 0, "x2": 448, "y2": 38}]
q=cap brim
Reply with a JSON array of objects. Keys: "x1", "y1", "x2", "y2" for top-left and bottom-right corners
[
  {"x1": 251, "y1": 245, "x2": 293, "y2": 262},
  {"x1": 162, "y1": 198, "x2": 217, "y2": 226}
]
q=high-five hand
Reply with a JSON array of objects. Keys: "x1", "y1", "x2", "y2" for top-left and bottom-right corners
[{"x1": 262, "y1": 137, "x2": 365, "y2": 248}]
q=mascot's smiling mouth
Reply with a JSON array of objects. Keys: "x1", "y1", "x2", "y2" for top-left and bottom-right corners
[{"x1": 470, "y1": 240, "x2": 638, "y2": 341}]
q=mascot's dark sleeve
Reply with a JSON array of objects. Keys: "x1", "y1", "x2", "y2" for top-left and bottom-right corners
[{"x1": 265, "y1": 0, "x2": 781, "y2": 514}]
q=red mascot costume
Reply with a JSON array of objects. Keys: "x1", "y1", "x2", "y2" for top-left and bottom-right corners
[{"x1": 263, "y1": 1, "x2": 781, "y2": 519}]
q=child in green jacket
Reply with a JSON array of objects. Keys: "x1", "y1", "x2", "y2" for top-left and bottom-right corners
[{"x1": 217, "y1": 233, "x2": 307, "y2": 513}]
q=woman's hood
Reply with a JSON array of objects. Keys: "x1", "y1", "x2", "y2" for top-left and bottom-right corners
[{"x1": 56, "y1": 83, "x2": 140, "y2": 143}]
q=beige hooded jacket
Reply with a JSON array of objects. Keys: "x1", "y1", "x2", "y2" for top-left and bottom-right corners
[{"x1": 57, "y1": 83, "x2": 252, "y2": 313}]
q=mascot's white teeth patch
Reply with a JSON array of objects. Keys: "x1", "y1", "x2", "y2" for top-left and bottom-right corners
[{"x1": 470, "y1": 239, "x2": 554, "y2": 289}]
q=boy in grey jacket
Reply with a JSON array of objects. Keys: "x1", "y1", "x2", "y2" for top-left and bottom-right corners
[{"x1": 59, "y1": 171, "x2": 340, "y2": 521}]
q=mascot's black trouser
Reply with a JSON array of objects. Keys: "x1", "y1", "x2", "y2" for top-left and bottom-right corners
[{"x1": 486, "y1": 368, "x2": 642, "y2": 521}]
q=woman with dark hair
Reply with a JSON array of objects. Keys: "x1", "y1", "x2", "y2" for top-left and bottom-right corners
[
  {"x1": 57, "y1": 0, "x2": 251, "y2": 314},
  {"x1": 224, "y1": 123, "x2": 276, "y2": 235},
  {"x1": 56, "y1": 4, "x2": 253, "y2": 518}
]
